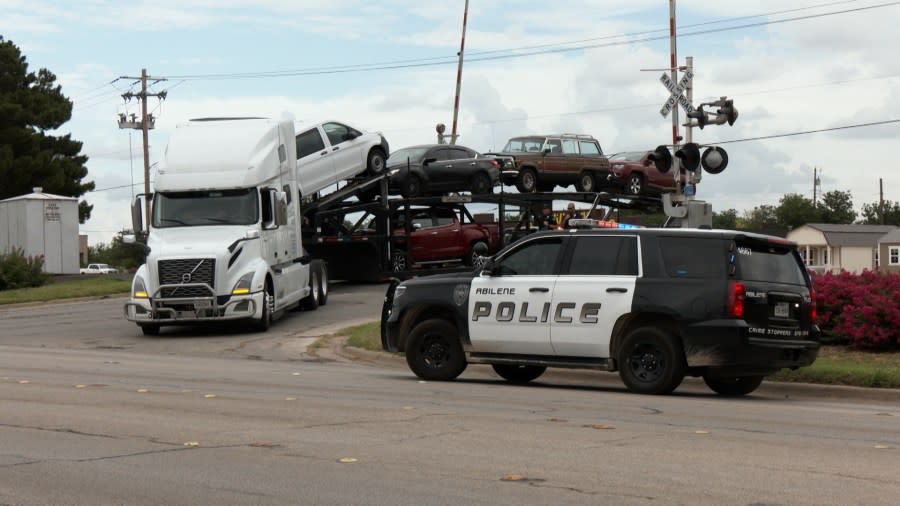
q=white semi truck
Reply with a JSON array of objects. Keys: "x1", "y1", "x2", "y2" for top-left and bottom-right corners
[{"x1": 124, "y1": 115, "x2": 326, "y2": 335}]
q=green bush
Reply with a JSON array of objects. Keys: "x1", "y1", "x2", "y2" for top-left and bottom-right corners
[{"x1": 0, "y1": 248, "x2": 51, "y2": 290}]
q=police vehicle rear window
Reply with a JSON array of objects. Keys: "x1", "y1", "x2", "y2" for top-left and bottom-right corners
[
  {"x1": 659, "y1": 237, "x2": 725, "y2": 279},
  {"x1": 736, "y1": 244, "x2": 806, "y2": 285},
  {"x1": 568, "y1": 236, "x2": 638, "y2": 276}
]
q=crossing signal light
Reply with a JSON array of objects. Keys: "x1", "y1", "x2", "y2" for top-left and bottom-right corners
[
  {"x1": 701, "y1": 146, "x2": 729, "y2": 174},
  {"x1": 647, "y1": 145, "x2": 673, "y2": 173},
  {"x1": 717, "y1": 99, "x2": 738, "y2": 126},
  {"x1": 674, "y1": 142, "x2": 701, "y2": 172},
  {"x1": 687, "y1": 106, "x2": 708, "y2": 129}
]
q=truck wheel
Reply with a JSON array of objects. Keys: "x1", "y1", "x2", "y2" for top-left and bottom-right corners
[
  {"x1": 575, "y1": 171, "x2": 596, "y2": 192},
  {"x1": 470, "y1": 172, "x2": 492, "y2": 195},
  {"x1": 367, "y1": 148, "x2": 386, "y2": 175},
  {"x1": 402, "y1": 175, "x2": 423, "y2": 198},
  {"x1": 300, "y1": 269, "x2": 319, "y2": 311},
  {"x1": 139, "y1": 324, "x2": 160, "y2": 336},
  {"x1": 492, "y1": 364, "x2": 546, "y2": 383},
  {"x1": 316, "y1": 261, "x2": 329, "y2": 306},
  {"x1": 254, "y1": 286, "x2": 274, "y2": 331},
  {"x1": 703, "y1": 374, "x2": 764, "y2": 396},
  {"x1": 466, "y1": 241, "x2": 489, "y2": 268},
  {"x1": 617, "y1": 327, "x2": 685, "y2": 395},
  {"x1": 627, "y1": 174, "x2": 643, "y2": 195},
  {"x1": 391, "y1": 250, "x2": 407, "y2": 272},
  {"x1": 405, "y1": 319, "x2": 468, "y2": 381},
  {"x1": 515, "y1": 168, "x2": 537, "y2": 193}
]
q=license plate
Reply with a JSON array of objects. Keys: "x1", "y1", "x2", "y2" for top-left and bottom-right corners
[
  {"x1": 774, "y1": 302, "x2": 790, "y2": 318},
  {"x1": 194, "y1": 300, "x2": 212, "y2": 310}
]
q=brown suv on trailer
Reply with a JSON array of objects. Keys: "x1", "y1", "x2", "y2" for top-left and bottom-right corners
[{"x1": 496, "y1": 134, "x2": 610, "y2": 193}]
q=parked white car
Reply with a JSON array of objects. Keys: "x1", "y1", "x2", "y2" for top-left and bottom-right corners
[
  {"x1": 295, "y1": 120, "x2": 389, "y2": 196},
  {"x1": 80, "y1": 263, "x2": 119, "y2": 274}
]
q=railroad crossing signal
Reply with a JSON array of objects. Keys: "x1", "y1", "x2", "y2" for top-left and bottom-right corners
[{"x1": 659, "y1": 70, "x2": 694, "y2": 117}]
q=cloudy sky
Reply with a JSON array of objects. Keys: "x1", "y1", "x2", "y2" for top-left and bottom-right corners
[{"x1": 2, "y1": 0, "x2": 899, "y2": 245}]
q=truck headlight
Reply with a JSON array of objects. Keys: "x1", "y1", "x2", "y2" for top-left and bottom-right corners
[
  {"x1": 232, "y1": 272, "x2": 254, "y2": 295},
  {"x1": 133, "y1": 277, "x2": 149, "y2": 299}
]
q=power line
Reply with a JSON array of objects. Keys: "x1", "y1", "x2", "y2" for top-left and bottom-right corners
[
  {"x1": 163, "y1": 1, "x2": 899, "y2": 80},
  {"x1": 713, "y1": 119, "x2": 900, "y2": 144},
  {"x1": 88, "y1": 182, "x2": 142, "y2": 193}
]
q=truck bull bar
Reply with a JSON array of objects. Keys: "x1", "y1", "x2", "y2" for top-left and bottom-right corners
[{"x1": 123, "y1": 282, "x2": 258, "y2": 322}]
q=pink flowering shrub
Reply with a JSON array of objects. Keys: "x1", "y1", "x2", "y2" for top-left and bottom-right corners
[{"x1": 813, "y1": 270, "x2": 900, "y2": 350}]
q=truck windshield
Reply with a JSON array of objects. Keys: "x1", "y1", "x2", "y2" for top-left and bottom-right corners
[{"x1": 152, "y1": 189, "x2": 259, "y2": 228}]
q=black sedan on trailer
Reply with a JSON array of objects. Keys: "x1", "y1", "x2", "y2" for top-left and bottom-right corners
[{"x1": 386, "y1": 144, "x2": 508, "y2": 198}]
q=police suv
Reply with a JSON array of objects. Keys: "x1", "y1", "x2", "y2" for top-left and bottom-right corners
[{"x1": 381, "y1": 221, "x2": 820, "y2": 396}]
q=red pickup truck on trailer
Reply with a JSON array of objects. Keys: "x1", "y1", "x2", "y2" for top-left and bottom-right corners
[{"x1": 391, "y1": 205, "x2": 500, "y2": 272}]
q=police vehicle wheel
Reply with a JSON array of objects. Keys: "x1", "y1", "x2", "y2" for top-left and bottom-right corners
[
  {"x1": 300, "y1": 269, "x2": 319, "y2": 311},
  {"x1": 703, "y1": 374, "x2": 764, "y2": 396},
  {"x1": 405, "y1": 319, "x2": 467, "y2": 381},
  {"x1": 470, "y1": 172, "x2": 492, "y2": 195},
  {"x1": 255, "y1": 288, "x2": 274, "y2": 331},
  {"x1": 492, "y1": 364, "x2": 546, "y2": 383},
  {"x1": 627, "y1": 174, "x2": 643, "y2": 195},
  {"x1": 617, "y1": 327, "x2": 685, "y2": 395},
  {"x1": 139, "y1": 324, "x2": 160, "y2": 336},
  {"x1": 515, "y1": 168, "x2": 537, "y2": 193},
  {"x1": 575, "y1": 171, "x2": 595, "y2": 192}
]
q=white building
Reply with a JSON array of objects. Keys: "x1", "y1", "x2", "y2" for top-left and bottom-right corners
[
  {"x1": 0, "y1": 187, "x2": 80, "y2": 274},
  {"x1": 786, "y1": 223, "x2": 897, "y2": 274}
]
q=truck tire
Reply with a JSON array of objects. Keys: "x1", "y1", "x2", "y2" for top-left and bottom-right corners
[
  {"x1": 466, "y1": 241, "x2": 489, "y2": 268},
  {"x1": 470, "y1": 172, "x2": 492, "y2": 195},
  {"x1": 515, "y1": 168, "x2": 537, "y2": 193},
  {"x1": 703, "y1": 374, "x2": 764, "y2": 396},
  {"x1": 575, "y1": 171, "x2": 596, "y2": 192},
  {"x1": 492, "y1": 364, "x2": 546, "y2": 383},
  {"x1": 617, "y1": 327, "x2": 685, "y2": 395},
  {"x1": 300, "y1": 268, "x2": 320, "y2": 311},
  {"x1": 254, "y1": 285, "x2": 274, "y2": 332},
  {"x1": 367, "y1": 148, "x2": 386, "y2": 175},
  {"x1": 139, "y1": 324, "x2": 160, "y2": 336},
  {"x1": 405, "y1": 319, "x2": 468, "y2": 381},
  {"x1": 315, "y1": 260, "x2": 329, "y2": 306}
]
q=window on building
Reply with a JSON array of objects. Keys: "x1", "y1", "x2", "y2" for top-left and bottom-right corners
[{"x1": 890, "y1": 246, "x2": 900, "y2": 266}]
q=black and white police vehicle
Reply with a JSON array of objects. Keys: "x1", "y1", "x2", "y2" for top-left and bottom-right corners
[{"x1": 381, "y1": 219, "x2": 820, "y2": 396}]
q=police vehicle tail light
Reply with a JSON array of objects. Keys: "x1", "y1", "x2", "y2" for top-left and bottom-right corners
[
  {"x1": 726, "y1": 281, "x2": 745, "y2": 319},
  {"x1": 809, "y1": 287, "x2": 817, "y2": 324}
]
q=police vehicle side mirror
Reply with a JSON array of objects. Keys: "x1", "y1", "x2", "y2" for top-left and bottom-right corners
[{"x1": 479, "y1": 258, "x2": 497, "y2": 276}]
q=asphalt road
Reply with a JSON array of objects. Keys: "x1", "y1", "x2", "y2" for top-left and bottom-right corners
[{"x1": 1, "y1": 283, "x2": 899, "y2": 505}]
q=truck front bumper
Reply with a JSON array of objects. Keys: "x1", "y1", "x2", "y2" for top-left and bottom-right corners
[{"x1": 123, "y1": 282, "x2": 262, "y2": 324}]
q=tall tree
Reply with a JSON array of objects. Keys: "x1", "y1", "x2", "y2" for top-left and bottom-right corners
[
  {"x1": 860, "y1": 200, "x2": 900, "y2": 226},
  {"x1": 776, "y1": 193, "x2": 819, "y2": 229},
  {"x1": 712, "y1": 208, "x2": 738, "y2": 229},
  {"x1": 818, "y1": 190, "x2": 856, "y2": 224},
  {"x1": 741, "y1": 204, "x2": 779, "y2": 230},
  {"x1": 0, "y1": 36, "x2": 93, "y2": 222}
]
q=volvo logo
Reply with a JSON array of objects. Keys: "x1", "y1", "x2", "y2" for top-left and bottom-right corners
[{"x1": 182, "y1": 273, "x2": 192, "y2": 283}]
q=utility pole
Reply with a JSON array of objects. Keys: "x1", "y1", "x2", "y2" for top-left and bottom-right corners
[
  {"x1": 118, "y1": 68, "x2": 167, "y2": 230},
  {"x1": 880, "y1": 178, "x2": 885, "y2": 225},
  {"x1": 813, "y1": 167, "x2": 818, "y2": 207},
  {"x1": 449, "y1": 0, "x2": 470, "y2": 146},
  {"x1": 669, "y1": 0, "x2": 681, "y2": 191}
]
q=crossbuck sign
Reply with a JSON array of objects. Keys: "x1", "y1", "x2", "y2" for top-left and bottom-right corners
[{"x1": 659, "y1": 70, "x2": 694, "y2": 117}]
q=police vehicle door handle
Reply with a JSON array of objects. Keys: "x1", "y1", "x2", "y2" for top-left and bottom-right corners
[
  {"x1": 606, "y1": 287, "x2": 628, "y2": 293},
  {"x1": 529, "y1": 287, "x2": 549, "y2": 293}
]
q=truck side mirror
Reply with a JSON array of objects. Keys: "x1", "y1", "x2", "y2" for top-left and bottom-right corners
[
  {"x1": 132, "y1": 196, "x2": 143, "y2": 234},
  {"x1": 275, "y1": 190, "x2": 288, "y2": 226}
]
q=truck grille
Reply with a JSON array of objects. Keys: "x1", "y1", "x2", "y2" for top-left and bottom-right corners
[{"x1": 158, "y1": 258, "x2": 216, "y2": 298}]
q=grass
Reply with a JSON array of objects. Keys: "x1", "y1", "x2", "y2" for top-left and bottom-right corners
[
  {"x1": 771, "y1": 346, "x2": 900, "y2": 389},
  {"x1": 335, "y1": 322, "x2": 900, "y2": 389},
  {"x1": 0, "y1": 276, "x2": 131, "y2": 305}
]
